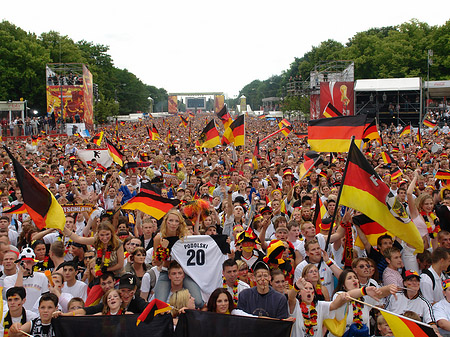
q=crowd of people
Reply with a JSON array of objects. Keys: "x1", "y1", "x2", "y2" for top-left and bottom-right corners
[{"x1": 1, "y1": 112, "x2": 450, "y2": 337}]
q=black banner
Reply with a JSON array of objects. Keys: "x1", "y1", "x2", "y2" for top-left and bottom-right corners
[
  {"x1": 174, "y1": 310, "x2": 293, "y2": 337},
  {"x1": 53, "y1": 314, "x2": 174, "y2": 337}
]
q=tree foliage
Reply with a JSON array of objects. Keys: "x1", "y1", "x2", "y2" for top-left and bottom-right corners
[
  {"x1": 238, "y1": 19, "x2": 450, "y2": 111},
  {"x1": 0, "y1": 20, "x2": 167, "y2": 120}
]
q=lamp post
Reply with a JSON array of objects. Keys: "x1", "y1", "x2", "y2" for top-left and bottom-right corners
[{"x1": 148, "y1": 97, "x2": 154, "y2": 114}]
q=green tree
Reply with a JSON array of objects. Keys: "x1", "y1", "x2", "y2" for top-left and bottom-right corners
[{"x1": 94, "y1": 94, "x2": 119, "y2": 124}]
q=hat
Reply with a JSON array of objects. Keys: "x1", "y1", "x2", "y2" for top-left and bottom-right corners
[
  {"x1": 16, "y1": 247, "x2": 38, "y2": 263},
  {"x1": 443, "y1": 279, "x2": 450, "y2": 290},
  {"x1": 70, "y1": 241, "x2": 87, "y2": 251},
  {"x1": 404, "y1": 270, "x2": 420, "y2": 280},
  {"x1": 119, "y1": 273, "x2": 137, "y2": 289},
  {"x1": 263, "y1": 240, "x2": 285, "y2": 265},
  {"x1": 253, "y1": 261, "x2": 270, "y2": 273},
  {"x1": 260, "y1": 206, "x2": 272, "y2": 215},
  {"x1": 319, "y1": 218, "x2": 333, "y2": 231},
  {"x1": 236, "y1": 227, "x2": 259, "y2": 244},
  {"x1": 283, "y1": 168, "x2": 294, "y2": 177}
]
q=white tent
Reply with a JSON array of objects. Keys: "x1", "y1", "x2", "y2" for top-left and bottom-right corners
[{"x1": 355, "y1": 77, "x2": 421, "y2": 92}]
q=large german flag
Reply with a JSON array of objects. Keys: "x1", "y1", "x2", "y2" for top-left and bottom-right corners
[
  {"x1": 399, "y1": 124, "x2": 411, "y2": 137},
  {"x1": 223, "y1": 114, "x2": 245, "y2": 146},
  {"x1": 180, "y1": 115, "x2": 188, "y2": 128},
  {"x1": 197, "y1": 120, "x2": 221, "y2": 148},
  {"x1": 322, "y1": 102, "x2": 343, "y2": 118},
  {"x1": 339, "y1": 140, "x2": 423, "y2": 252},
  {"x1": 353, "y1": 214, "x2": 390, "y2": 249},
  {"x1": 308, "y1": 115, "x2": 367, "y2": 152},
  {"x1": 121, "y1": 191, "x2": 180, "y2": 219},
  {"x1": 4, "y1": 146, "x2": 65, "y2": 231},
  {"x1": 216, "y1": 105, "x2": 233, "y2": 129},
  {"x1": 362, "y1": 118, "x2": 382, "y2": 144},
  {"x1": 90, "y1": 131, "x2": 104, "y2": 146},
  {"x1": 380, "y1": 307, "x2": 438, "y2": 337},
  {"x1": 106, "y1": 137, "x2": 124, "y2": 166}
]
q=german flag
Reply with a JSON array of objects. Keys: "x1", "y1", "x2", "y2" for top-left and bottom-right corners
[
  {"x1": 362, "y1": 118, "x2": 382, "y2": 144},
  {"x1": 278, "y1": 118, "x2": 291, "y2": 129},
  {"x1": 294, "y1": 132, "x2": 308, "y2": 139},
  {"x1": 189, "y1": 112, "x2": 195, "y2": 119},
  {"x1": 313, "y1": 195, "x2": 327, "y2": 234},
  {"x1": 252, "y1": 137, "x2": 260, "y2": 170},
  {"x1": 216, "y1": 105, "x2": 233, "y2": 129},
  {"x1": 423, "y1": 119, "x2": 437, "y2": 128},
  {"x1": 399, "y1": 124, "x2": 411, "y2": 137},
  {"x1": 165, "y1": 128, "x2": 171, "y2": 144},
  {"x1": 148, "y1": 124, "x2": 160, "y2": 140},
  {"x1": 298, "y1": 157, "x2": 318, "y2": 180},
  {"x1": 353, "y1": 214, "x2": 390, "y2": 249},
  {"x1": 339, "y1": 140, "x2": 423, "y2": 252},
  {"x1": 120, "y1": 121, "x2": 126, "y2": 126},
  {"x1": 180, "y1": 116, "x2": 188, "y2": 127},
  {"x1": 258, "y1": 115, "x2": 266, "y2": 119},
  {"x1": 90, "y1": 131, "x2": 104, "y2": 146},
  {"x1": 435, "y1": 169, "x2": 450, "y2": 180},
  {"x1": 322, "y1": 102, "x2": 343, "y2": 118},
  {"x1": 381, "y1": 152, "x2": 393, "y2": 164},
  {"x1": 308, "y1": 115, "x2": 367, "y2": 152},
  {"x1": 417, "y1": 124, "x2": 423, "y2": 147},
  {"x1": 390, "y1": 168, "x2": 403, "y2": 180},
  {"x1": 380, "y1": 307, "x2": 438, "y2": 337},
  {"x1": 121, "y1": 191, "x2": 180, "y2": 219},
  {"x1": 136, "y1": 299, "x2": 171, "y2": 326},
  {"x1": 433, "y1": 127, "x2": 439, "y2": 136},
  {"x1": 197, "y1": 120, "x2": 221, "y2": 148},
  {"x1": 105, "y1": 137, "x2": 124, "y2": 166},
  {"x1": 31, "y1": 135, "x2": 39, "y2": 146},
  {"x1": 223, "y1": 114, "x2": 245, "y2": 146},
  {"x1": 85, "y1": 284, "x2": 104, "y2": 306},
  {"x1": 4, "y1": 146, "x2": 65, "y2": 231},
  {"x1": 120, "y1": 162, "x2": 152, "y2": 174},
  {"x1": 2, "y1": 203, "x2": 27, "y2": 214}
]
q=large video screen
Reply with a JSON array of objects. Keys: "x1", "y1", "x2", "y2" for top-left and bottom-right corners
[{"x1": 186, "y1": 97, "x2": 206, "y2": 109}]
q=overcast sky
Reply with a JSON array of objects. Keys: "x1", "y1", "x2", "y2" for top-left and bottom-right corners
[{"x1": 2, "y1": 1, "x2": 449, "y2": 97}]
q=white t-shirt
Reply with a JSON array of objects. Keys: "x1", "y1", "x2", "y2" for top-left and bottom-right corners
[
  {"x1": 0, "y1": 308, "x2": 38, "y2": 336},
  {"x1": 420, "y1": 266, "x2": 445, "y2": 304},
  {"x1": 62, "y1": 280, "x2": 88, "y2": 301},
  {"x1": 296, "y1": 235, "x2": 326, "y2": 259},
  {"x1": 385, "y1": 292, "x2": 435, "y2": 324},
  {"x1": 224, "y1": 280, "x2": 250, "y2": 300},
  {"x1": 433, "y1": 298, "x2": 450, "y2": 323},
  {"x1": 290, "y1": 300, "x2": 333, "y2": 337},
  {"x1": 3, "y1": 272, "x2": 49, "y2": 311}
]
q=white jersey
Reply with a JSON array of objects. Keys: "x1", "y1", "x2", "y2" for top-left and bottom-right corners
[{"x1": 169, "y1": 235, "x2": 229, "y2": 301}]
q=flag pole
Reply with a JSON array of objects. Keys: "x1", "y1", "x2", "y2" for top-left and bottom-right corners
[
  {"x1": 322, "y1": 136, "x2": 355, "y2": 258},
  {"x1": 348, "y1": 296, "x2": 435, "y2": 330}
]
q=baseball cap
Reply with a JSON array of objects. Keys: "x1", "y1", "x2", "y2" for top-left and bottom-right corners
[
  {"x1": 253, "y1": 261, "x2": 270, "y2": 273},
  {"x1": 119, "y1": 274, "x2": 137, "y2": 289},
  {"x1": 403, "y1": 270, "x2": 420, "y2": 280}
]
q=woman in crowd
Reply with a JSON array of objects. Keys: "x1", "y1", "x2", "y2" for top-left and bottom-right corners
[
  {"x1": 302, "y1": 263, "x2": 330, "y2": 301},
  {"x1": 207, "y1": 288, "x2": 234, "y2": 314},
  {"x1": 124, "y1": 246, "x2": 148, "y2": 285},
  {"x1": 169, "y1": 289, "x2": 196, "y2": 326},
  {"x1": 96, "y1": 289, "x2": 131, "y2": 315}
]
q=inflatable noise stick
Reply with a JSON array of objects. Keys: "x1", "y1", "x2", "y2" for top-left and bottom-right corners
[{"x1": 44, "y1": 270, "x2": 54, "y2": 287}]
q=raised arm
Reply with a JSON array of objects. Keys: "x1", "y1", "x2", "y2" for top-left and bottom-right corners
[{"x1": 407, "y1": 170, "x2": 420, "y2": 219}]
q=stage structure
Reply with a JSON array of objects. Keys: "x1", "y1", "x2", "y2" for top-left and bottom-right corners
[
  {"x1": 46, "y1": 63, "x2": 94, "y2": 125},
  {"x1": 286, "y1": 60, "x2": 355, "y2": 119},
  {"x1": 167, "y1": 92, "x2": 224, "y2": 114}
]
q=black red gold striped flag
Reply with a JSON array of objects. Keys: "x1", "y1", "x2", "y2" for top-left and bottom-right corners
[
  {"x1": 322, "y1": 102, "x2": 343, "y2": 118},
  {"x1": 362, "y1": 118, "x2": 382, "y2": 144},
  {"x1": 423, "y1": 119, "x2": 437, "y2": 128},
  {"x1": 313, "y1": 195, "x2": 327, "y2": 234},
  {"x1": 105, "y1": 137, "x2": 124, "y2": 166},
  {"x1": 136, "y1": 299, "x2": 171, "y2": 326},
  {"x1": 435, "y1": 169, "x2": 450, "y2": 180},
  {"x1": 252, "y1": 137, "x2": 260, "y2": 169},
  {"x1": 381, "y1": 152, "x2": 393, "y2": 164},
  {"x1": 121, "y1": 191, "x2": 180, "y2": 219},
  {"x1": 308, "y1": 115, "x2": 367, "y2": 152},
  {"x1": 4, "y1": 146, "x2": 65, "y2": 230},
  {"x1": 399, "y1": 124, "x2": 411, "y2": 137},
  {"x1": 90, "y1": 131, "x2": 104, "y2": 146},
  {"x1": 197, "y1": 120, "x2": 221, "y2": 148},
  {"x1": 148, "y1": 124, "x2": 160, "y2": 140},
  {"x1": 2, "y1": 203, "x2": 27, "y2": 214},
  {"x1": 120, "y1": 161, "x2": 152, "y2": 174},
  {"x1": 216, "y1": 105, "x2": 233, "y2": 129},
  {"x1": 180, "y1": 116, "x2": 188, "y2": 127},
  {"x1": 339, "y1": 140, "x2": 423, "y2": 252},
  {"x1": 294, "y1": 132, "x2": 308, "y2": 139},
  {"x1": 390, "y1": 168, "x2": 403, "y2": 180},
  {"x1": 223, "y1": 114, "x2": 245, "y2": 146},
  {"x1": 417, "y1": 124, "x2": 423, "y2": 147},
  {"x1": 353, "y1": 214, "x2": 390, "y2": 249}
]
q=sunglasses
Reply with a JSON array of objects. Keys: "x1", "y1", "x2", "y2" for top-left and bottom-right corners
[{"x1": 357, "y1": 264, "x2": 371, "y2": 269}]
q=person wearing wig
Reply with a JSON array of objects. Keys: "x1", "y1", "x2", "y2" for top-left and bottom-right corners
[
  {"x1": 234, "y1": 226, "x2": 265, "y2": 271},
  {"x1": 263, "y1": 240, "x2": 294, "y2": 285}
]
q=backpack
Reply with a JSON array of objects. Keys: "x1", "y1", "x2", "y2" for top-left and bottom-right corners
[{"x1": 421, "y1": 269, "x2": 436, "y2": 290}]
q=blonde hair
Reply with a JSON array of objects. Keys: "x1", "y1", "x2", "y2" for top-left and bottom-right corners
[
  {"x1": 169, "y1": 289, "x2": 191, "y2": 317},
  {"x1": 160, "y1": 210, "x2": 187, "y2": 239},
  {"x1": 94, "y1": 221, "x2": 120, "y2": 250},
  {"x1": 415, "y1": 193, "x2": 433, "y2": 211}
]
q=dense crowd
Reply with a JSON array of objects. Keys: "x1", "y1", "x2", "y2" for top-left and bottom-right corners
[{"x1": 1, "y1": 112, "x2": 450, "y2": 337}]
